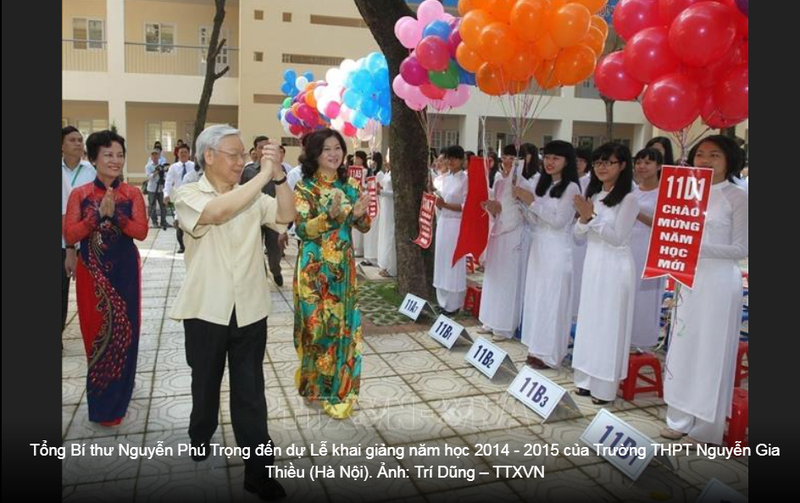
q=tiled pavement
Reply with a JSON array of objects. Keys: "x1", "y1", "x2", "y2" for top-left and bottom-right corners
[{"x1": 62, "y1": 228, "x2": 748, "y2": 502}]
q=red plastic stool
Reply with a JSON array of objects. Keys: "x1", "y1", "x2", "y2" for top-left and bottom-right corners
[
  {"x1": 735, "y1": 341, "x2": 749, "y2": 387},
  {"x1": 724, "y1": 388, "x2": 749, "y2": 447},
  {"x1": 463, "y1": 285, "x2": 482, "y2": 317},
  {"x1": 620, "y1": 353, "x2": 664, "y2": 401}
]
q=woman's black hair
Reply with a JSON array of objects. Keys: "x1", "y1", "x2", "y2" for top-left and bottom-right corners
[
  {"x1": 444, "y1": 145, "x2": 465, "y2": 160},
  {"x1": 86, "y1": 130, "x2": 127, "y2": 163},
  {"x1": 62, "y1": 125, "x2": 81, "y2": 142},
  {"x1": 346, "y1": 153, "x2": 354, "y2": 166},
  {"x1": 645, "y1": 136, "x2": 675, "y2": 165},
  {"x1": 536, "y1": 140, "x2": 580, "y2": 199},
  {"x1": 585, "y1": 142, "x2": 634, "y2": 207},
  {"x1": 354, "y1": 150, "x2": 368, "y2": 166},
  {"x1": 487, "y1": 153, "x2": 500, "y2": 188},
  {"x1": 429, "y1": 147, "x2": 438, "y2": 165},
  {"x1": 300, "y1": 128, "x2": 349, "y2": 183},
  {"x1": 519, "y1": 142, "x2": 539, "y2": 179},
  {"x1": 687, "y1": 134, "x2": 742, "y2": 183},
  {"x1": 372, "y1": 151, "x2": 383, "y2": 173},
  {"x1": 634, "y1": 147, "x2": 664, "y2": 180}
]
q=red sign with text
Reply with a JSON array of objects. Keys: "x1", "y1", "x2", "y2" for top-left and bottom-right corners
[
  {"x1": 642, "y1": 165, "x2": 714, "y2": 290},
  {"x1": 413, "y1": 192, "x2": 437, "y2": 249},
  {"x1": 347, "y1": 166, "x2": 366, "y2": 186},
  {"x1": 366, "y1": 176, "x2": 378, "y2": 219}
]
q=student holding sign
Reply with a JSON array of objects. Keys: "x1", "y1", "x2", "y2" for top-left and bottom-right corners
[
  {"x1": 513, "y1": 141, "x2": 581, "y2": 369},
  {"x1": 433, "y1": 145, "x2": 468, "y2": 315},
  {"x1": 571, "y1": 143, "x2": 640, "y2": 405},
  {"x1": 662, "y1": 136, "x2": 749, "y2": 444},
  {"x1": 630, "y1": 148, "x2": 666, "y2": 351},
  {"x1": 477, "y1": 145, "x2": 526, "y2": 342}
]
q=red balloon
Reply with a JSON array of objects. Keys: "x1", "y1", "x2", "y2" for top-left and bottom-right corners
[
  {"x1": 612, "y1": 0, "x2": 661, "y2": 42},
  {"x1": 714, "y1": 64, "x2": 748, "y2": 120},
  {"x1": 420, "y1": 83, "x2": 447, "y2": 100},
  {"x1": 594, "y1": 51, "x2": 644, "y2": 101},
  {"x1": 700, "y1": 91, "x2": 740, "y2": 128},
  {"x1": 718, "y1": 0, "x2": 748, "y2": 39},
  {"x1": 658, "y1": 0, "x2": 721, "y2": 26},
  {"x1": 416, "y1": 36, "x2": 451, "y2": 71},
  {"x1": 623, "y1": 26, "x2": 680, "y2": 84},
  {"x1": 343, "y1": 122, "x2": 357, "y2": 137},
  {"x1": 681, "y1": 41, "x2": 738, "y2": 89},
  {"x1": 668, "y1": 2, "x2": 737, "y2": 67},
  {"x1": 642, "y1": 72, "x2": 701, "y2": 131}
]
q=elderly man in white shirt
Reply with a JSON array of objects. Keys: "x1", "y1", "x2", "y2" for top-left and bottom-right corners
[
  {"x1": 169, "y1": 125, "x2": 295, "y2": 500},
  {"x1": 164, "y1": 144, "x2": 195, "y2": 253},
  {"x1": 62, "y1": 126, "x2": 96, "y2": 336}
]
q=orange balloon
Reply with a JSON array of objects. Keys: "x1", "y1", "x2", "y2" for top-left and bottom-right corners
[
  {"x1": 591, "y1": 15, "x2": 609, "y2": 39},
  {"x1": 554, "y1": 44, "x2": 597, "y2": 85},
  {"x1": 533, "y1": 31, "x2": 559, "y2": 60},
  {"x1": 582, "y1": 26, "x2": 605, "y2": 57},
  {"x1": 488, "y1": 0, "x2": 516, "y2": 23},
  {"x1": 458, "y1": 0, "x2": 493, "y2": 16},
  {"x1": 305, "y1": 92, "x2": 317, "y2": 108},
  {"x1": 508, "y1": 78, "x2": 531, "y2": 95},
  {"x1": 476, "y1": 62, "x2": 509, "y2": 96},
  {"x1": 460, "y1": 9, "x2": 492, "y2": 49},
  {"x1": 510, "y1": 0, "x2": 548, "y2": 42},
  {"x1": 549, "y1": 3, "x2": 592, "y2": 48},
  {"x1": 534, "y1": 58, "x2": 560, "y2": 89},
  {"x1": 548, "y1": 0, "x2": 571, "y2": 9},
  {"x1": 503, "y1": 49, "x2": 539, "y2": 80},
  {"x1": 456, "y1": 42, "x2": 485, "y2": 73},
  {"x1": 479, "y1": 22, "x2": 518, "y2": 65},
  {"x1": 573, "y1": 0, "x2": 608, "y2": 14}
]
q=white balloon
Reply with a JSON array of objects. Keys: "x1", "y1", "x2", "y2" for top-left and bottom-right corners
[
  {"x1": 295, "y1": 76, "x2": 309, "y2": 90},
  {"x1": 313, "y1": 86, "x2": 327, "y2": 102},
  {"x1": 340, "y1": 59, "x2": 357, "y2": 73},
  {"x1": 326, "y1": 68, "x2": 344, "y2": 87}
]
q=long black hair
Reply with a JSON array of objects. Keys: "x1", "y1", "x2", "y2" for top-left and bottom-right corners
[
  {"x1": 300, "y1": 128, "x2": 348, "y2": 183},
  {"x1": 372, "y1": 151, "x2": 383, "y2": 173},
  {"x1": 536, "y1": 140, "x2": 580, "y2": 199},
  {"x1": 586, "y1": 142, "x2": 633, "y2": 207},
  {"x1": 687, "y1": 134, "x2": 743, "y2": 183},
  {"x1": 645, "y1": 136, "x2": 675, "y2": 165},
  {"x1": 634, "y1": 147, "x2": 664, "y2": 180},
  {"x1": 519, "y1": 142, "x2": 539, "y2": 179},
  {"x1": 487, "y1": 153, "x2": 500, "y2": 188}
]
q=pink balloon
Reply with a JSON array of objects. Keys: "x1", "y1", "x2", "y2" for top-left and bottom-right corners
[
  {"x1": 444, "y1": 84, "x2": 471, "y2": 108},
  {"x1": 395, "y1": 16, "x2": 423, "y2": 49},
  {"x1": 415, "y1": 36, "x2": 450, "y2": 71},
  {"x1": 417, "y1": 0, "x2": 445, "y2": 25},
  {"x1": 613, "y1": 0, "x2": 661, "y2": 42},
  {"x1": 324, "y1": 101, "x2": 341, "y2": 119},
  {"x1": 430, "y1": 99, "x2": 449, "y2": 111},
  {"x1": 594, "y1": 51, "x2": 645, "y2": 101},
  {"x1": 343, "y1": 122, "x2": 357, "y2": 137},
  {"x1": 392, "y1": 74, "x2": 410, "y2": 99},
  {"x1": 400, "y1": 55, "x2": 430, "y2": 86},
  {"x1": 406, "y1": 98, "x2": 428, "y2": 111}
]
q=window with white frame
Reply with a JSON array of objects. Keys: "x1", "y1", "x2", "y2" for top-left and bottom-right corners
[
  {"x1": 75, "y1": 119, "x2": 109, "y2": 140},
  {"x1": 72, "y1": 18, "x2": 104, "y2": 50},
  {"x1": 146, "y1": 121, "x2": 177, "y2": 153},
  {"x1": 444, "y1": 130, "x2": 460, "y2": 147},
  {"x1": 430, "y1": 131, "x2": 443, "y2": 151},
  {"x1": 145, "y1": 23, "x2": 175, "y2": 53}
]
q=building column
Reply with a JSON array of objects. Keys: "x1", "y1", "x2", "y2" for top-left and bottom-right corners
[
  {"x1": 633, "y1": 123, "x2": 652, "y2": 153},
  {"x1": 107, "y1": 0, "x2": 127, "y2": 175},
  {"x1": 459, "y1": 114, "x2": 480, "y2": 152},
  {"x1": 555, "y1": 118, "x2": 573, "y2": 143}
]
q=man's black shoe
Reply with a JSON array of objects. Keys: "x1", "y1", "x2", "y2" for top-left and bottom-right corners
[
  {"x1": 244, "y1": 473, "x2": 287, "y2": 501},
  {"x1": 274, "y1": 274, "x2": 284, "y2": 287}
]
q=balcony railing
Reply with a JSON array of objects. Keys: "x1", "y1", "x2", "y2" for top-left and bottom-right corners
[
  {"x1": 124, "y1": 42, "x2": 239, "y2": 78},
  {"x1": 62, "y1": 39, "x2": 108, "y2": 72}
]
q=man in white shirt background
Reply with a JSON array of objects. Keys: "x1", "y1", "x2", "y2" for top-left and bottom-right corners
[
  {"x1": 145, "y1": 148, "x2": 169, "y2": 230},
  {"x1": 164, "y1": 144, "x2": 195, "y2": 253},
  {"x1": 62, "y1": 126, "x2": 96, "y2": 339}
]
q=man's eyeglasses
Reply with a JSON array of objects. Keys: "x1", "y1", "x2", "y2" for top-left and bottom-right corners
[
  {"x1": 213, "y1": 148, "x2": 249, "y2": 162},
  {"x1": 593, "y1": 160, "x2": 620, "y2": 169}
]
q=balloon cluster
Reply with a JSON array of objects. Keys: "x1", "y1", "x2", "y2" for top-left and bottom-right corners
[
  {"x1": 278, "y1": 70, "x2": 330, "y2": 138},
  {"x1": 594, "y1": 0, "x2": 748, "y2": 131},
  {"x1": 393, "y1": 0, "x2": 472, "y2": 111},
  {"x1": 278, "y1": 53, "x2": 392, "y2": 141},
  {"x1": 455, "y1": 0, "x2": 610, "y2": 96}
]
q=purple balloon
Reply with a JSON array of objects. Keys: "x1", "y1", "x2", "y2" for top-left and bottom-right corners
[
  {"x1": 285, "y1": 111, "x2": 300, "y2": 126},
  {"x1": 400, "y1": 55, "x2": 430, "y2": 86},
  {"x1": 735, "y1": 0, "x2": 747, "y2": 17}
]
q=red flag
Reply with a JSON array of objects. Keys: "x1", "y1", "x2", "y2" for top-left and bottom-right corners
[
  {"x1": 366, "y1": 176, "x2": 378, "y2": 218},
  {"x1": 452, "y1": 156, "x2": 489, "y2": 266},
  {"x1": 413, "y1": 192, "x2": 436, "y2": 249},
  {"x1": 642, "y1": 165, "x2": 714, "y2": 289}
]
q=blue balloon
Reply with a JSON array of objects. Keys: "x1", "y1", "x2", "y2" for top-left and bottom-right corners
[
  {"x1": 303, "y1": 71, "x2": 314, "y2": 82},
  {"x1": 377, "y1": 106, "x2": 391, "y2": 126},
  {"x1": 361, "y1": 98, "x2": 378, "y2": 118},
  {"x1": 365, "y1": 52, "x2": 386, "y2": 73},
  {"x1": 422, "y1": 20, "x2": 451, "y2": 42},
  {"x1": 351, "y1": 111, "x2": 368, "y2": 129},
  {"x1": 351, "y1": 70, "x2": 372, "y2": 92},
  {"x1": 457, "y1": 65, "x2": 476, "y2": 86},
  {"x1": 343, "y1": 89, "x2": 363, "y2": 109},
  {"x1": 283, "y1": 69, "x2": 297, "y2": 83},
  {"x1": 280, "y1": 82, "x2": 293, "y2": 95},
  {"x1": 375, "y1": 68, "x2": 390, "y2": 90}
]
